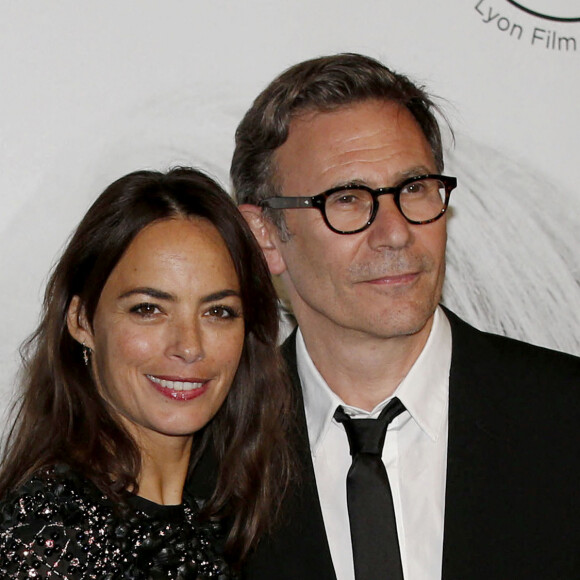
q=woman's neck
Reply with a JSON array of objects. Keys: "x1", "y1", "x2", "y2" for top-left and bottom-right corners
[{"x1": 133, "y1": 431, "x2": 193, "y2": 505}]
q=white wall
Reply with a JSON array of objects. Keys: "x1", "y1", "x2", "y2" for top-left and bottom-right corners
[{"x1": 1, "y1": 0, "x2": 578, "y2": 424}]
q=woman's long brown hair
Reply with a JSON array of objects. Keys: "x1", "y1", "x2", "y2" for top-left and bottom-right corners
[{"x1": 0, "y1": 167, "x2": 295, "y2": 563}]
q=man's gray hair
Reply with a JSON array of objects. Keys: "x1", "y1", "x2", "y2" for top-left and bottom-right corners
[{"x1": 231, "y1": 53, "x2": 446, "y2": 236}]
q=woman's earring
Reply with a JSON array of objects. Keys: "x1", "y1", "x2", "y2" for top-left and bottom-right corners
[{"x1": 82, "y1": 344, "x2": 91, "y2": 366}]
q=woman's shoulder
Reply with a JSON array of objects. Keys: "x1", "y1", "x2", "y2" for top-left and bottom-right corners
[
  {"x1": 0, "y1": 463, "x2": 105, "y2": 530},
  {"x1": 1, "y1": 464, "x2": 108, "y2": 521},
  {"x1": 0, "y1": 465, "x2": 233, "y2": 578},
  {"x1": 0, "y1": 464, "x2": 113, "y2": 577}
]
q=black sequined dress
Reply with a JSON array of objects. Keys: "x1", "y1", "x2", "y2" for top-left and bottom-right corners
[{"x1": 0, "y1": 464, "x2": 232, "y2": 579}]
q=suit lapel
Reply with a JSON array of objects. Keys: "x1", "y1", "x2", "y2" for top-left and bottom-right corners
[
  {"x1": 242, "y1": 331, "x2": 336, "y2": 580},
  {"x1": 442, "y1": 309, "x2": 532, "y2": 579}
]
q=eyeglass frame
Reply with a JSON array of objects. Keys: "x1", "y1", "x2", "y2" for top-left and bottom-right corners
[{"x1": 258, "y1": 174, "x2": 458, "y2": 235}]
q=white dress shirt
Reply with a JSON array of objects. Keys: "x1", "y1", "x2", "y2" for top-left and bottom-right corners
[{"x1": 297, "y1": 307, "x2": 452, "y2": 580}]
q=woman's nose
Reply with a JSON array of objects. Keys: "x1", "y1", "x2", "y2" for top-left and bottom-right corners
[{"x1": 166, "y1": 320, "x2": 204, "y2": 363}]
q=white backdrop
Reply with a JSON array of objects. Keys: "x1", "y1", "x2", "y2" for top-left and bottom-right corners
[{"x1": 1, "y1": 0, "x2": 579, "y2": 425}]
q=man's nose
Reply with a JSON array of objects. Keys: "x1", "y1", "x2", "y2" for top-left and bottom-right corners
[{"x1": 366, "y1": 195, "x2": 413, "y2": 250}]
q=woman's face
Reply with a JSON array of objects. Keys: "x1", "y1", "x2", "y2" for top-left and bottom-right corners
[{"x1": 68, "y1": 218, "x2": 245, "y2": 447}]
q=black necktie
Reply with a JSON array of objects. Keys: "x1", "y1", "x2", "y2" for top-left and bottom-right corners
[{"x1": 334, "y1": 398, "x2": 406, "y2": 580}]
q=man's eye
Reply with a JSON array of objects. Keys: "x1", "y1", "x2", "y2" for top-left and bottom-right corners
[
  {"x1": 337, "y1": 195, "x2": 358, "y2": 204},
  {"x1": 404, "y1": 177, "x2": 441, "y2": 196},
  {"x1": 328, "y1": 190, "x2": 368, "y2": 207},
  {"x1": 405, "y1": 182, "x2": 425, "y2": 194},
  {"x1": 130, "y1": 303, "x2": 161, "y2": 316}
]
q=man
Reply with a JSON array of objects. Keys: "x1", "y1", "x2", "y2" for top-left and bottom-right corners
[{"x1": 195, "y1": 53, "x2": 580, "y2": 579}]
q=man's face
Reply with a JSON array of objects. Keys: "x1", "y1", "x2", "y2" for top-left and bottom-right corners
[{"x1": 266, "y1": 99, "x2": 447, "y2": 342}]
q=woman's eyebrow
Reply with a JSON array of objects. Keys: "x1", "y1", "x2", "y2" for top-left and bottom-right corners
[
  {"x1": 117, "y1": 287, "x2": 174, "y2": 301},
  {"x1": 201, "y1": 289, "x2": 241, "y2": 303}
]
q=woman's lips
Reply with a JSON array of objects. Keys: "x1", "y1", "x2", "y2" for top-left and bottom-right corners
[{"x1": 146, "y1": 374, "x2": 209, "y2": 401}]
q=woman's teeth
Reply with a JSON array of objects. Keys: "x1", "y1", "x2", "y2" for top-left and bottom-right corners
[{"x1": 147, "y1": 375, "x2": 204, "y2": 391}]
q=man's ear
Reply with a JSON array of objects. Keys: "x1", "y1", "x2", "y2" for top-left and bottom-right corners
[
  {"x1": 66, "y1": 296, "x2": 95, "y2": 350},
  {"x1": 239, "y1": 204, "x2": 287, "y2": 275}
]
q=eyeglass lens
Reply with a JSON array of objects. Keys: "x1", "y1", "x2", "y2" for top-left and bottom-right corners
[{"x1": 325, "y1": 177, "x2": 447, "y2": 232}]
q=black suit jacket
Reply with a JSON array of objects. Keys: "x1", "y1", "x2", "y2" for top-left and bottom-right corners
[{"x1": 240, "y1": 309, "x2": 580, "y2": 579}]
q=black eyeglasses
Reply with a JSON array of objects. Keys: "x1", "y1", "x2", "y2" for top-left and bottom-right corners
[{"x1": 259, "y1": 174, "x2": 457, "y2": 234}]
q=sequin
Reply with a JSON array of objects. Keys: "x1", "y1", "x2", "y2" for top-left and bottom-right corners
[{"x1": 0, "y1": 465, "x2": 233, "y2": 579}]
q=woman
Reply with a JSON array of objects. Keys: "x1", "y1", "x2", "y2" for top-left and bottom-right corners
[{"x1": 0, "y1": 168, "x2": 293, "y2": 578}]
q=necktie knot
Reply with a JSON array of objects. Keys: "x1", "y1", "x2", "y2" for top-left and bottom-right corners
[{"x1": 334, "y1": 398, "x2": 406, "y2": 456}]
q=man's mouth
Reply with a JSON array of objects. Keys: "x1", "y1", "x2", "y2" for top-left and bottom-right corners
[{"x1": 364, "y1": 271, "x2": 420, "y2": 285}]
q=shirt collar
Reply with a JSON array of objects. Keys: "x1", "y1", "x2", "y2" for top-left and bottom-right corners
[{"x1": 297, "y1": 306, "x2": 452, "y2": 456}]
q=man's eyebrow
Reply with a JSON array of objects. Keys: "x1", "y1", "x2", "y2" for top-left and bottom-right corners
[
  {"x1": 397, "y1": 166, "x2": 434, "y2": 180},
  {"x1": 329, "y1": 166, "x2": 435, "y2": 190},
  {"x1": 201, "y1": 289, "x2": 241, "y2": 303},
  {"x1": 118, "y1": 287, "x2": 174, "y2": 301}
]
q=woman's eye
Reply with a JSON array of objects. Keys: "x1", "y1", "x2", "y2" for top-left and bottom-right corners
[
  {"x1": 130, "y1": 303, "x2": 161, "y2": 317},
  {"x1": 205, "y1": 305, "x2": 239, "y2": 319}
]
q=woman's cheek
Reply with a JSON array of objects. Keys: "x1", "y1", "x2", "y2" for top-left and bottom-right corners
[{"x1": 113, "y1": 325, "x2": 162, "y2": 362}]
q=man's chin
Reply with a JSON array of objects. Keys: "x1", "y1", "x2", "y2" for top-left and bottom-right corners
[{"x1": 364, "y1": 303, "x2": 438, "y2": 340}]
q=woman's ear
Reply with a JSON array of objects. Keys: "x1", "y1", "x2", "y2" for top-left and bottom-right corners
[
  {"x1": 66, "y1": 296, "x2": 94, "y2": 349},
  {"x1": 239, "y1": 204, "x2": 288, "y2": 276}
]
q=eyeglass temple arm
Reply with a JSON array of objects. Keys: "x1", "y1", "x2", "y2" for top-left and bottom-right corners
[{"x1": 260, "y1": 196, "x2": 317, "y2": 209}]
